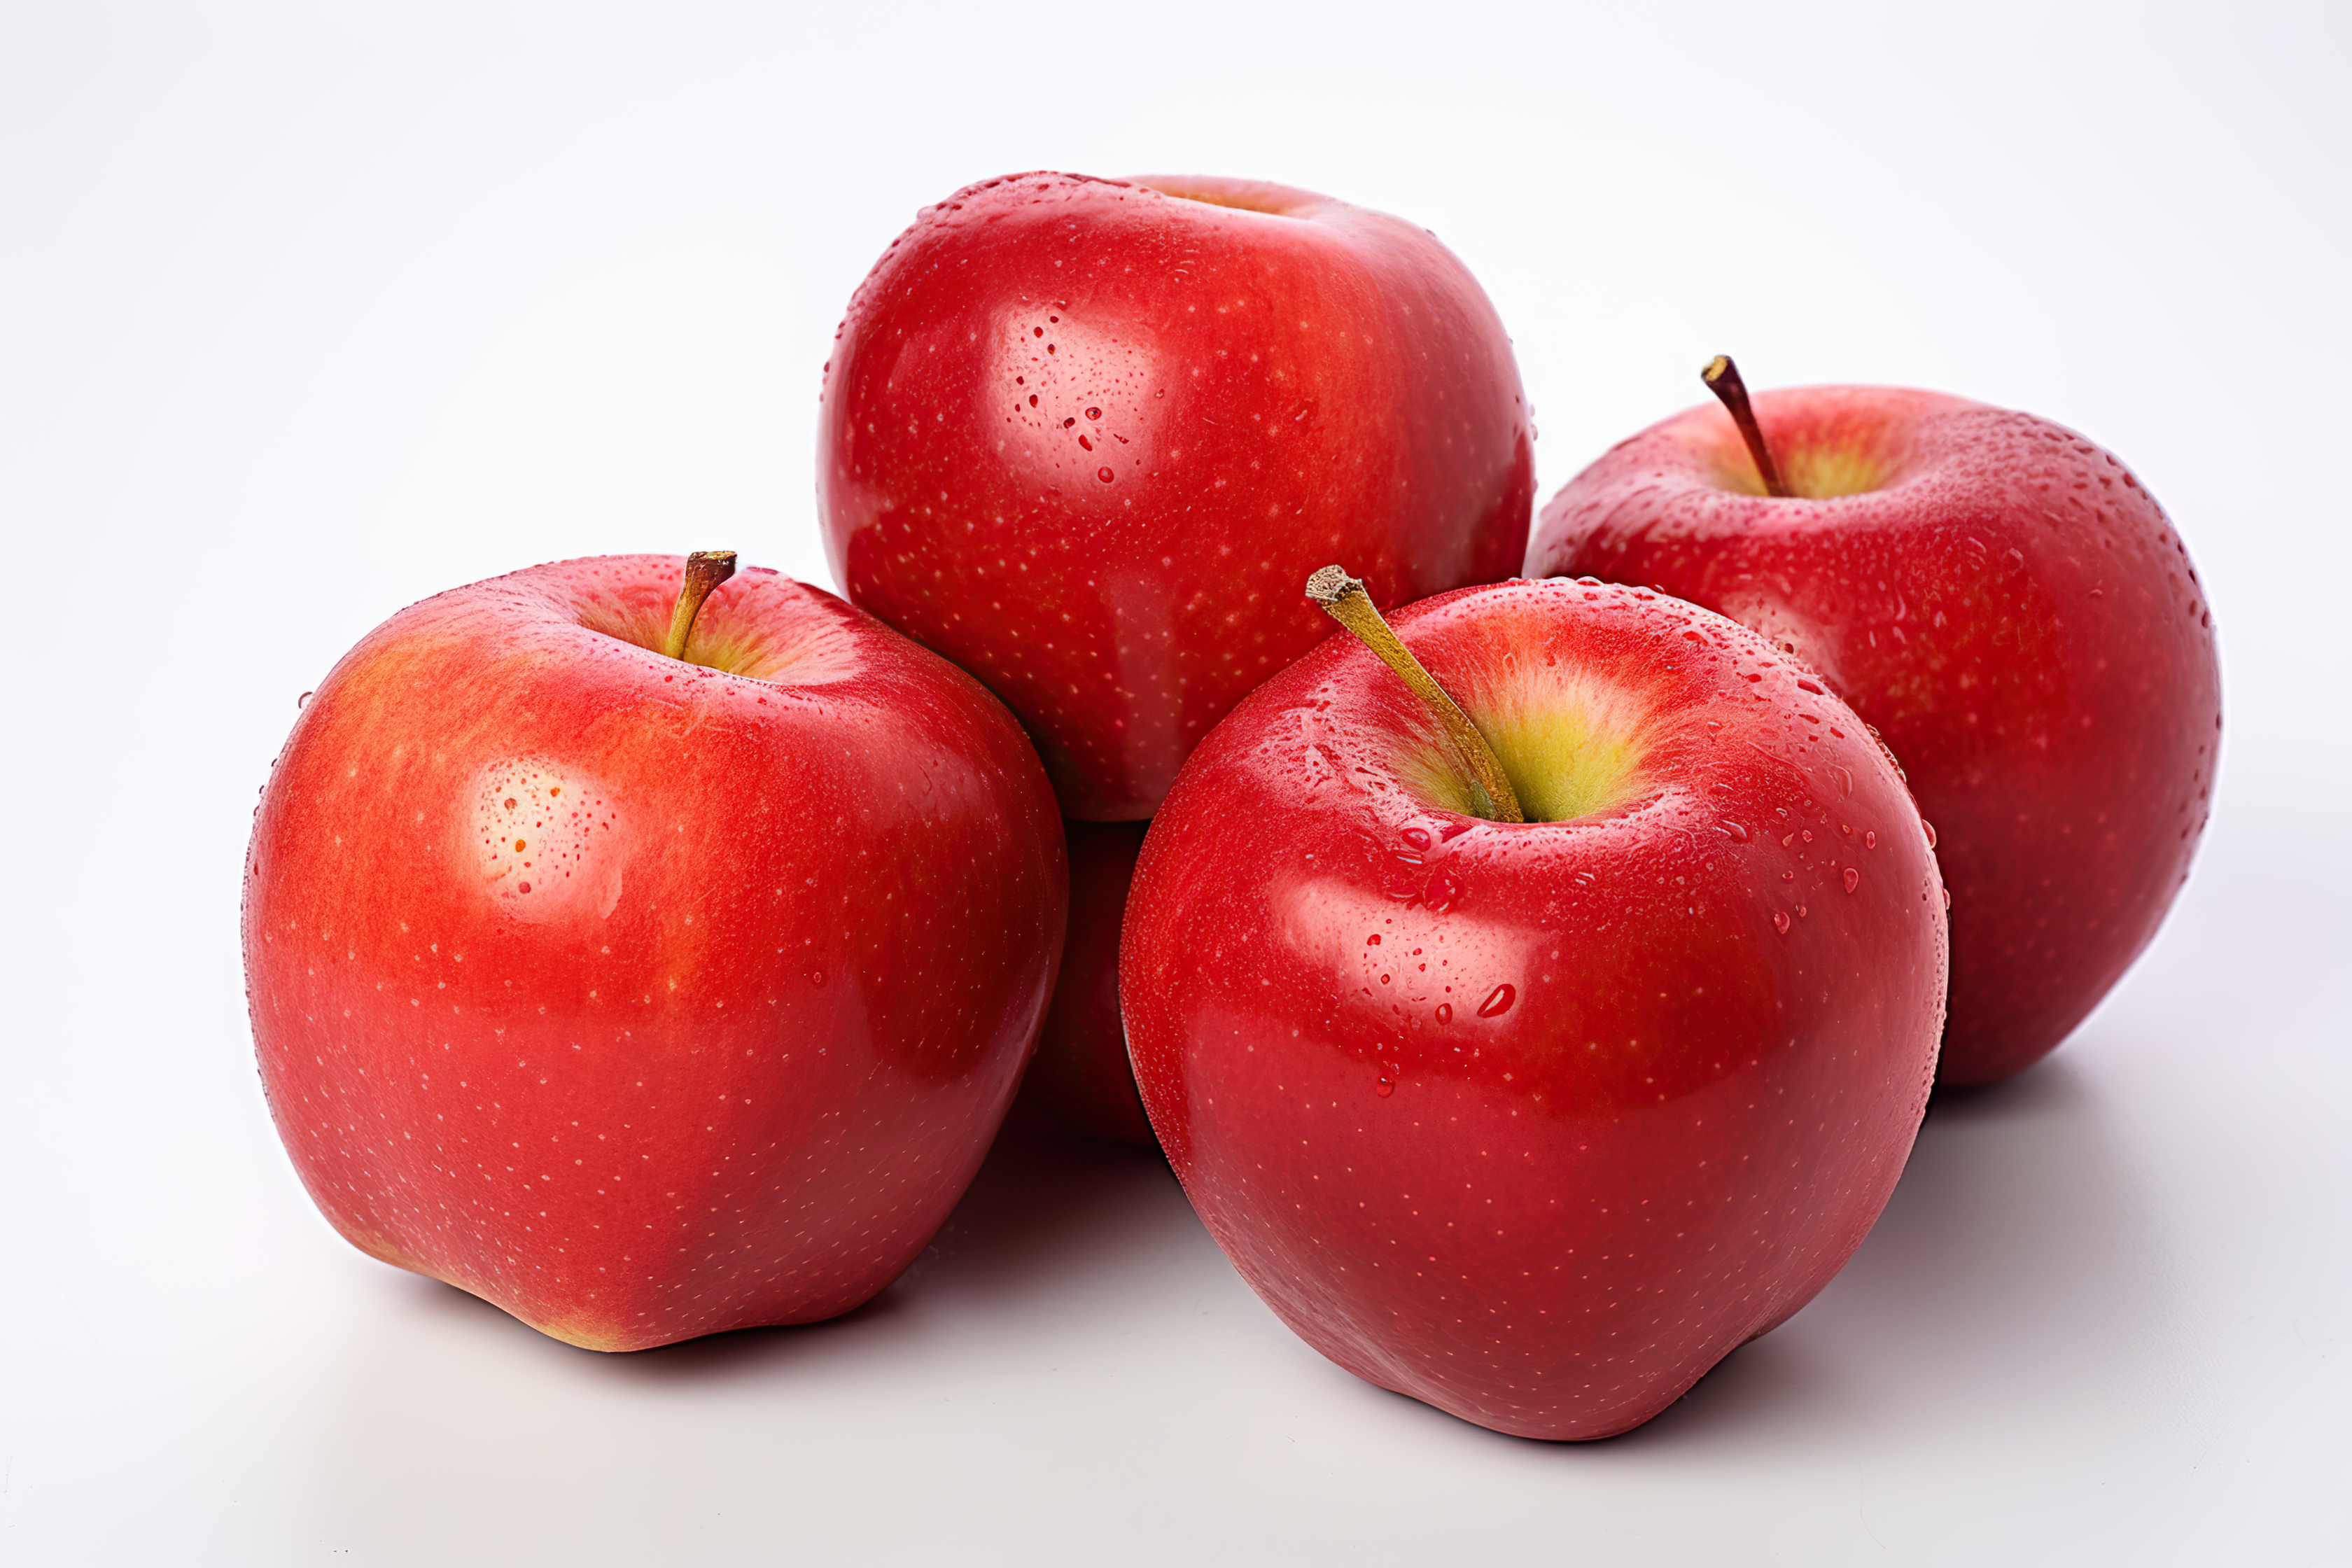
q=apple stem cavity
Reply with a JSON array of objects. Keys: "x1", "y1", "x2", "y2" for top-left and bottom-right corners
[
  {"x1": 1702, "y1": 355, "x2": 1791, "y2": 498},
  {"x1": 1304, "y1": 566, "x2": 1525, "y2": 823},
  {"x1": 661, "y1": 551, "x2": 738, "y2": 662}
]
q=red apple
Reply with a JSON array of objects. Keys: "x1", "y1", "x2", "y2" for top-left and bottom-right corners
[
  {"x1": 1005, "y1": 819, "x2": 1156, "y2": 1146},
  {"x1": 243, "y1": 554, "x2": 1066, "y2": 1350},
  {"x1": 1527, "y1": 377, "x2": 2220, "y2": 1084},
  {"x1": 818, "y1": 171, "x2": 1534, "y2": 820},
  {"x1": 1121, "y1": 575, "x2": 1947, "y2": 1440}
]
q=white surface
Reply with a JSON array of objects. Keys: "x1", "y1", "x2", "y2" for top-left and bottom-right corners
[{"x1": 3, "y1": 4, "x2": 2346, "y2": 1562}]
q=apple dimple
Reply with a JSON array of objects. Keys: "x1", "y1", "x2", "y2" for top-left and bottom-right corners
[
  {"x1": 467, "y1": 758, "x2": 624, "y2": 923},
  {"x1": 1132, "y1": 177, "x2": 1317, "y2": 218},
  {"x1": 1381, "y1": 603, "x2": 1673, "y2": 825},
  {"x1": 1690, "y1": 390, "x2": 1926, "y2": 499},
  {"x1": 565, "y1": 566, "x2": 865, "y2": 686}
]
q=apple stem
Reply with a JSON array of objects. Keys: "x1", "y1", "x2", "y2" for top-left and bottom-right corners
[
  {"x1": 660, "y1": 551, "x2": 738, "y2": 662},
  {"x1": 1702, "y1": 355, "x2": 1791, "y2": 498},
  {"x1": 1303, "y1": 566, "x2": 1525, "y2": 824}
]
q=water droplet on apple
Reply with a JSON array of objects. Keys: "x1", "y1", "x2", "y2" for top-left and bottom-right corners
[
  {"x1": 1399, "y1": 826, "x2": 1432, "y2": 851},
  {"x1": 1942, "y1": 888, "x2": 1952, "y2": 910},
  {"x1": 518, "y1": 881, "x2": 531, "y2": 894},
  {"x1": 1922, "y1": 820, "x2": 1938, "y2": 848},
  {"x1": 1366, "y1": 933, "x2": 1381, "y2": 946},
  {"x1": 1844, "y1": 867, "x2": 1860, "y2": 893},
  {"x1": 1376, "y1": 1073, "x2": 1395, "y2": 1097},
  {"x1": 1476, "y1": 983, "x2": 1516, "y2": 1018},
  {"x1": 1718, "y1": 820, "x2": 1749, "y2": 843},
  {"x1": 1829, "y1": 764, "x2": 1854, "y2": 796},
  {"x1": 1435, "y1": 1002, "x2": 1452, "y2": 1023},
  {"x1": 1773, "y1": 910, "x2": 1791, "y2": 935},
  {"x1": 297, "y1": 690, "x2": 313, "y2": 708},
  {"x1": 1865, "y1": 830, "x2": 1877, "y2": 850},
  {"x1": 1097, "y1": 466, "x2": 1115, "y2": 483}
]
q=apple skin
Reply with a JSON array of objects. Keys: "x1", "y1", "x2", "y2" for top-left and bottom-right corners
[
  {"x1": 1004, "y1": 819, "x2": 1156, "y2": 1146},
  {"x1": 1121, "y1": 578, "x2": 1946, "y2": 1440},
  {"x1": 819, "y1": 171, "x2": 1534, "y2": 820},
  {"x1": 1526, "y1": 387, "x2": 2220, "y2": 1085},
  {"x1": 242, "y1": 556, "x2": 1067, "y2": 1351}
]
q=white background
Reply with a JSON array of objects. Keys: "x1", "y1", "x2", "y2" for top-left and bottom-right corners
[{"x1": 3, "y1": 3, "x2": 2346, "y2": 1562}]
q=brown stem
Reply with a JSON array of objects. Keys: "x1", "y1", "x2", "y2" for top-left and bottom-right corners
[
  {"x1": 661, "y1": 551, "x2": 737, "y2": 661},
  {"x1": 1304, "y1": 566, "x2": 1525, "y2": 824},
  {"x1": 1702, "y1": 355, "x2": 1791, "y2": 498}
]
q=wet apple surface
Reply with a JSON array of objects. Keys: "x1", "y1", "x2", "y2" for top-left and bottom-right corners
[
  {"x1": 820, "y1": 172, "x2": 1534, "y2": 819},
  {"x1": 244, "y1": 556, "x2": 1066, "y2": 1350},
  {"x1": 1529, "y1": 385, "x2": 2220, "y2": 1084},
  {"x1": 1121, "y1": 578, "x2": 1947, "y2": 1438}
]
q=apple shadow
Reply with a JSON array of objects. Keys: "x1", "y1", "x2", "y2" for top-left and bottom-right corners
[
  {"x1": 287, "y1": 1128, "x2": 1212, "y2": 1558},
  {"x1": 578, "y1": 1128, "x2": 1192, "y2": 1384},
  {"x1": 295, "y1": 1046, "x2": 2171, "y2": 1512},
  {"x1": 1237, "y1": 1052, "x2": 2177, "y2": 1457},
  {"x1": 886, "y1": 1128, "x2": 1191, "y2": 1302},
  {"x1": 389, "y1": 1259, "x2": 912, "y2": 1369},
  {"x1": 324, "y1": 1126, "x2": 1197, "y2": 1395},
  {"x1": 1607, "y1": 1052, "x2": 2177, "y2": 1453}
]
